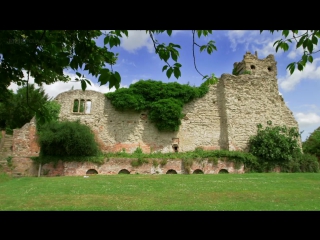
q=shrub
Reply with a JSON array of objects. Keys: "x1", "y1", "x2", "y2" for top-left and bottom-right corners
[
  {"x1": 302, "y1": 126, "x2": 320, "y2": 162},
  {"x1": 248, "y1": 121, "x2": 302, "y2": 172},
  {"x1": 38, "y1": 120, "x2": 100, "y2": 157}
]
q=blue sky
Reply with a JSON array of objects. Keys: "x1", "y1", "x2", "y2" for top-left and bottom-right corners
[{"x1": 8, "y1": 30, "x2": 320, "y2": 142}]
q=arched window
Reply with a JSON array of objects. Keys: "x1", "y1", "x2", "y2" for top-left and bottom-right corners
[{"x1": 72, "y1": 99, "x2": 92, "y2": 114}]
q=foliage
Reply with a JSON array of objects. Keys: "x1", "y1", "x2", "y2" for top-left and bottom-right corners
[
  {"x1": 249, "y1": 121, "x2": 301, "y2": 165},
  {"x1": 37, "y1": 120, "x2": 100, "y2": 158},
  {"x1": 261, "y1": 30, "x2": 320, "y2": 74},
  {"x1": 103, "y1": 147, "x2": 258, "y2": 169},
  {"x1": 242, "y1": 70, "x2": 251, "y2": 75},
  {"x1": 302, "y1": 126, "x2": 320, "y2": 161},
  {"x1": 232, "y1": 66, "x2": 240, "y2": 76},
  {"x1": 232, "y1": 66, "x2": 251, "y2": 76},
  {"x1": 2, "y1": 30, "x2": 318, "y2": 125},
  {"x1": 31, "y1": 155, "x2": 105, "y2": 165},
  {"x1": 0, "y1": 84, "x2": 50, "y2": 130},
  {"x1": 35, "y1": 100, "x2": 61, "y2": 131},
  {"x1": 105, "y1": 78, "x2": 217, "y2": 131}
]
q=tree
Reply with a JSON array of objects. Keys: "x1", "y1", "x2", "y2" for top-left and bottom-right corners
[
  {"x1": 1, "y1": 30, "x2": 318, "y2": 123},
  {"x1": 303, "y1": 127, "x2": 320, "y2": 161},
  {"x1": 0, "y1": 84, "x2": 52, "y2": 130},
  {"x1": 261, "y1": 30, "x2": 320, "y2": 74}
]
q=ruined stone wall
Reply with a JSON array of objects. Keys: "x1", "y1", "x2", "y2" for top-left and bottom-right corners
[
  {"x1": 55, "y1": 85, "x2": 224, "y2": 154},
  {"x1": 12, "y1": 117, "x2": 40, "y2": 157},
  {"x1": 11, "y1": 51, "x2": 300, "y2": 157},
  {"x1": 38, "y1": 158, "x2": 244, "y2": 177},
  {"x1": 223, "y1": 53, "x2": 299, "y2": 151},
  {"x1": 233, "y1": 52, "x2": 278, "y2": 78}
]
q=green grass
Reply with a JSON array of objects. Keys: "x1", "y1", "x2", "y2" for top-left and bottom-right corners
[{"x1": 1, "y1": 173, "x2": 320, "y2": 211}]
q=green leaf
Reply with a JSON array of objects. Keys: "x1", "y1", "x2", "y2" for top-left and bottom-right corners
[
  {"x1": 104, "y1": 36, "x2": 110, "y2": 45},
  {"x1": 312, "y1": 35, "x2": 318, "y2": 45},
  {"x1": 315, "y1": 31, "x2": 320, "y2": 38},
  {"x1": 98, "y1": 68, "x2": 111, "y2": 85},
  {"x1": 173, "y1": 67, "x2": 181, "y2": 79},
  {"x1": 171, "y1": 51, "x2": 178, "y2": 62},
  {"x1": 302, "y1": 38, "x2": 309, "y2": 49},
  {"x1": 302, "y1": 54, "x2": 307, "y2": 65},
  {"x1": 197, "y1": 30, "x2": 202, "y2": 38},
  {"x1": 307, "y1": 39, "x2": 313, "y2": 53},
  {"x1": 286, "y1": 63, "x2": 296, "y2": 75},
  {"x1": 297, "y1": 35, "x2": 306, "y2": 48},
  {"x1": 108, "y1": 72, "x2": 121, "y2": 89},
  {"x1": 81, "y1": 79, "x2": 87, "y2": 91},
  {"x1": 273, "y1": 40, "x2": 280, "y2": 47},
  {"x1": 166, "y1": 30, "x2": 172, "y2": 36},
  {"x1": 85, "y1": 79, "x2": 92, "y2": 86},
  {"x1": 174, "y1": 63, "x2": 182, "y2": 68},
  {"x1": 200, "y1": 45, "x2": 206, "y2": 52},
  {"x1": 308, "y1": 55, "x2": 313, "y2": 63},
  {"x1": 114, "y1": 71, "x2": 121, "y2": 83},
  {"x1": 166, "y1": 68, "x2": 173, "y2": 79},
  {"x1": 84, "y1": 64, "x2": 90, "y2": 70},
  {"x1": 121, "y1": 30, "x2": 128, "y2": 37},
  {"x1": 282, "y1": 30, "x2": 289, "y2": 37},
  {"x1": 162, "y1": 65, "x2": 168, "y2": 72},
  {"x1": 297, "y1": 62, "x2": 303, "y2": 71},
  {"x1": 76, "y1": 72, "x2": 81, "y2": 78}
]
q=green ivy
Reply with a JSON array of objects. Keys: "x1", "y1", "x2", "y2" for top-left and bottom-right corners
[{"x1": 105, "y1": 78, "x2": 217, "y2": 131}]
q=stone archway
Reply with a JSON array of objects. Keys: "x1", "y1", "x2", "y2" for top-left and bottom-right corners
[
  {"x1": 86, "y1": 169, "x2": 98, "y2": 175},
  {"x1": 193, "y1": 169, "x2": 204, "y2": 174},
  {"x1": 166, "y1": 169, "x2": 177, "y2": 174},
  {"x1": 218, "y1": 169, "x2": 229, "y2": 174},
  {"x1": 118, "y1": 169, "x2": 130, "y2": 174}
]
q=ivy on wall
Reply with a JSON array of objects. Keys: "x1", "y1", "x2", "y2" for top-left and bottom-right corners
[{"x1": 105, "y1": 77, "x2": 217, "y2": 131}]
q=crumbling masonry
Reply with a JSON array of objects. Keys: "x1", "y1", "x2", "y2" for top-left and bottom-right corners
[{"x1": 4, "y1": 52, "x2": 299, "y2": 176}]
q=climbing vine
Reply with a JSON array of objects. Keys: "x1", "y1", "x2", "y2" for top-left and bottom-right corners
[{"x1": 105, "y1": 77, "x2": 217, "y2": 131}]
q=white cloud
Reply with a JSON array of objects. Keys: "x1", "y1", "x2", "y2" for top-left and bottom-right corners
[
  {"x1": 295, "y1": 112, "x2": 320, "y2": 141},
  {"x1": 279, "y1": 58, "x2": 320, "y2": 91},
  {"x1": 131, "y1": 79, "x2": 139, "y2": 84},
  {"x1": 121, "y1": 30, "x2": 153, "y2": 53},
  {"x1": 287, "y1": 47, "x2": 304, "y2": 59},
  {"x1": 226, "y1": 30, "x2": 248, "y2": 51},
  {"x1": 226, "y1": 30, "x2": 285, "y2": 58},
  {"x1": 287, "y1": 40, "x2": 318, "y2": 60},
  {"x1": 7, "y1": 71, "x2": 128, "y2": 99},
  {"x1": 295, "y1": 112, "x2": 320, "y2": 127}
]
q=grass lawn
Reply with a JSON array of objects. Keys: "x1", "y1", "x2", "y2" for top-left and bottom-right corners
[{"x1": 0, "y1": 172, "x2": 320, "y2": 211}]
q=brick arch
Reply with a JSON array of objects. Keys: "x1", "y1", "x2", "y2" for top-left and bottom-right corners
[
  {"x1": 118, "y1": 169, "x2": 130, "y2": 174},
  {"x1": 86, "y1": 169, "x2": 98, "y2": 175},
  {"x1": 193, "y1": 169, "x2": 204, "y2": 174},
  {"x1": 166, "y1": 169, "x2": 177, "y2": 174}
]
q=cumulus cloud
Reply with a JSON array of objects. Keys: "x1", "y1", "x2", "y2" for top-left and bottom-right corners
[
  {"x1": 295, "y1": 112, "x2": 320, "y2": 127},
  {"x1": 7, "y1": 70, "x2": 128, "y2": 99},
  {"x1": 226, "y1": 30, "x2": 284, "y2": 57},
  {"x1": 295, "y1": 112, "x2": 320, "y2": 141},
  {"x1": 226, "y1": 30, "x2": 248, "y2": 51},
  {"x1": 278, "y1": 58, "x2": 320, "y2": 91},
  {"x1": 121, "y1": 30, "x2": 153, "y2": 53}
]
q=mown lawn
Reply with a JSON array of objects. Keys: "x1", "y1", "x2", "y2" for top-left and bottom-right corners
[{"x1": 0, "y1": 172, "x2": 320, "y2": 211}]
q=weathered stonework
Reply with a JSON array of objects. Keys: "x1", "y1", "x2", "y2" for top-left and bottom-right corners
[
  {"x1": 6, "y1": 52, "x2": 299, "y2": 176},
  {"x1": 53, "y1": 52, "x2": 299, "y2": 153}
]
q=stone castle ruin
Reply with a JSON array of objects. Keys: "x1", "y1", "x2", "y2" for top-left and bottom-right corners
[{"x1": 1, "y1": 52, "x2": 300, "y2": 176}]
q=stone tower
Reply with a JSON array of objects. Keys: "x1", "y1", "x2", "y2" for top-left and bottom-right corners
[{"x1": 233, "y1": 51, "x2": 277, "y2": 78}]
